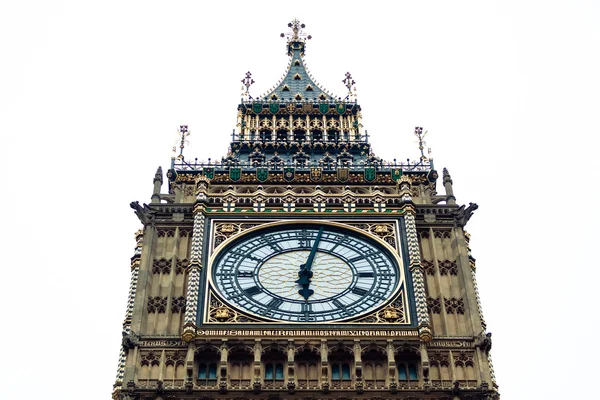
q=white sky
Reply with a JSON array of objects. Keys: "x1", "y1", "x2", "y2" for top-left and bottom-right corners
[{"x1": 1, "y1": 1, "x2": 599, "y2": 399}]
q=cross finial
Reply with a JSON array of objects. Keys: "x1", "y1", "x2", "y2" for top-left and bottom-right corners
[
  {"x1": 414, "y1": 127, "x2": 429, "y2": 162},
  {"x1": 343, "y1": 72, "x2": 356, "y2": 100},
  {"x1": 173, "y1": 125, "x2": 190, "y2": 160},
  {"x1": 241, "y1": 71, "x2": 254, "y2": 100},
  {"x1": 280, "y1": 19, "x2": 311, "y2": 42}
]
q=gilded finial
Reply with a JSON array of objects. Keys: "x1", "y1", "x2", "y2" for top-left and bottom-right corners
[
  {"x1": 414, "y1": 127, "x2": 429, "y2": 162},
  {"x1": 280, "y1": 19, "x2": 311, "y2": 56},
  {"x1": 173, "y1": 125, "x2": 190, "y2": 161},
  {"x1": 241, "y1": 71, "x2": 254, "y2": 100}
]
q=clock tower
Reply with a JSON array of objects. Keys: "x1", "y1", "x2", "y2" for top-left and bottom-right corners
[{"x1": 113, "y1": 20, "x2": 499, "y2": 400}]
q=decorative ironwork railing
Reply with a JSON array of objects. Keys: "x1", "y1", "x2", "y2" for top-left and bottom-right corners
[{"x1": 172, "y1": 159, "x2": 433, "y2": 173}]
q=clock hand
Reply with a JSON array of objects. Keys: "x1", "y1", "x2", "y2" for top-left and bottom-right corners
[{"x1": 296, "y1": 227, "x2": 324, "y2": 300}]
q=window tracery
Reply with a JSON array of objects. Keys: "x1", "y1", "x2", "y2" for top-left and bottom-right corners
[
  {"x1": 427, "y1": 296, "x2": 441, "y2": 314},
  {"x1": 444, "y1": 297, "x2": 465, "y2": 314},
  {"x1": 438, "y1": 260, "x2": 458, "y2": 275},
  {"x1": 147, "y1": 296, "x2": 168, "y2": 313}
]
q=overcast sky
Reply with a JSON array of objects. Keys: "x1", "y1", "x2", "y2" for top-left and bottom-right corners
[{"x1": 1, "y1": 1, "x2": 598, "y2": 399}]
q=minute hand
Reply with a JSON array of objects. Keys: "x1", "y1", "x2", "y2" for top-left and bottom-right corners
[{"x1": 296, "y1": 227, "x2": 324, "y2": 300}]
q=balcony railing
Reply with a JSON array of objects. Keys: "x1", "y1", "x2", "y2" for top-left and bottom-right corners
[
  {"x1": 263, "y1": 380, "x2": 286, "y2": 389},
  {"x1": 297, "y1": 379, "x2": 320, "y2": 390},
  {"x1": 173, "y1": 159, "x2": 432, "y2": 173},
  {"x1": 197, "y1": 379, "x2": 218, "y2": 389},
  {"x1": 397, "y1": 379, "x2": 420, "y2": 389},
  {"x1": 364, "y1": 379, "x2": 386, "y2": 389},
  {"x1": 229, "y1": 379, "x2": 252, "y2": 389}
]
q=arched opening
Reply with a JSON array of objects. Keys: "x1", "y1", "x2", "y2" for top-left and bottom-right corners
[
  {"x1": 395, "y1": 347, "x2": 420, "y2": 390},
  {"x1": 295, "y1": 347, "x2": 320, "y2": 390},
  {"x1": 262, "y1": 346, "x2": 286, "y2": 389},
  {"x1": 362, "y1": 347, "x2": 387, "y2": 389},
  {"x1": 330, "y1": 347, "x2": 354, "y2": 389},
  {"x1": 196, "y1": 347, "x2": 219, "y2": 389},
  {"x1": 228, "y1": 346, "x2": 253, "y2": 389}
]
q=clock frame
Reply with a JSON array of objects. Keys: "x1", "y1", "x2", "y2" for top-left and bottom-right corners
[{"x1": 202, "y1": 219, "x2": 413, "y2": 326}]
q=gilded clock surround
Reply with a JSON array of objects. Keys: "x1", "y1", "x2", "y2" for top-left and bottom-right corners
[{"x1": 202, "y1": 219, "x2": 412, "y2": 326}]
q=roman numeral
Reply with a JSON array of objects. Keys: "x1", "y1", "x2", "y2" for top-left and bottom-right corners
[
  {"x1": 357, "y1": 272, "x2": 375, "y2": 278},
  {"x1": 268, "y1": 298, "x2": 284, "y2": 309},
  {"x1": 244, "y1": 286, "x2": 261, "y2": 296},
  {"x1": 348, "y1": 256, "x2": 364, "y2": 263},
  {"x1": 237, "y1": 270, "x2": 253, "y2": 278},
  {"x1": 352, "y1": 287, "x2": 368, "y2": 296}
]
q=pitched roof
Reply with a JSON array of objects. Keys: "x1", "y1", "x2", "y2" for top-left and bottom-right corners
[{"x1": 259, "y1": 21, "x2": 338, "y2": 102}]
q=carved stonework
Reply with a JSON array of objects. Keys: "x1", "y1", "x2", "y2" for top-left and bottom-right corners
[
  {"x1": 206, "y1": 290, "x2": 262, "y2": 323},
  {"x1": 353, "y1": 290, "x2": 407, "y2": 324},
  {"x1": 213, "y1": 222, "x2": 267, "y2": 249},
  {"x1": 345, "y1": 222, "x2": 397, "y2": 249}
]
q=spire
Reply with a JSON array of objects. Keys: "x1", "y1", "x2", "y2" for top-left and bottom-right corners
[
  {"x1": 259, "y1": 20, "x2": 336, "y2": 102},
  {"x1": 151, "y1": 166, "x2": 163, "y2": 204},
  {"x1": 443, "y1": 167, "x2": 456, "y2": 204}
]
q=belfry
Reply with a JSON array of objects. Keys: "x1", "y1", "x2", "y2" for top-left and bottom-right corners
[{"x1": 113, "y1": 20, "x2": 499, "y2": 400}]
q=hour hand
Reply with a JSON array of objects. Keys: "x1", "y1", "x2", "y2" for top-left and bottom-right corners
[
  {"x1": 295, "y1": 227, "x2": 324, "y2": 301},
  {"x1": 296, "y1": 265, "x2": 314, "y2": 300}
]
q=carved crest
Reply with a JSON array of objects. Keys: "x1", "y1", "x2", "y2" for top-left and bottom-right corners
[
  {"x1": 256, "y1": 167, "x2": 268, "y2": 182},
  {"x1": 283, "y1": 167, "x2": 295, "y2": 181},
  {"x1": 391, "y1": 168, "x2": 403, "y2": 181},
  {"x1": 229, "y1": 167, "x2": 241, "y2": 182},
  {"x1": 337, "y1": 167, "x2": 349, "y2": 182},
  {"x1": 203, "y1": 167, "x2": 215, "y2": 179},
  {"x1": 364, "y1": 167, "x2": 376, "y2": 182},
  {"x1": 310, "y1": 167, "x2": 322, "y2": 181}
]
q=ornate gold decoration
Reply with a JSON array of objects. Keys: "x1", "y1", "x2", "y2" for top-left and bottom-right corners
[
  {"x1": 213, "y1": 221, "x2": 268, "y2": 249},
  {"x1": 206, "y1": 291, "x2": 262, "y2": 323},
  {"x1": 353, "y1": 290, "x2": 407, "y2": 324},
  {"x1": 346, "y1": 222, "x2": 396, "y2": 249}
]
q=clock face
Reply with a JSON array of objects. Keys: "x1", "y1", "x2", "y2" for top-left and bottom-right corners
[{"x1": 211, "y1": 224, "x2": 401, "y2": 323}]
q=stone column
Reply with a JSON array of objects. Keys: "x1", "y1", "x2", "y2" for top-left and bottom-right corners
[
  {"x1": 353, "y1": 341, "x2": 363, "y2": 393},
  {"x1": 320, "y1": 341, "x2": 329, "y2": 393},
  {"x1": 253, "y1": 341, "x2": 263, "y2": 383},
  {"x1": 287, "y1": 340, "x2": 296, "y2": 392},
  {"x1": 117, "y1": 230, "x2": 145, "y2": 387},
  {"x1": 400, "y1": 175, "x2": 433, "y2": 342},
  {"x1": 386, "y1": 340, "x2": 397, "y2": 388},
  {"x1": 182, "y1": 177, "x2": 209, "y2": 342},
  {"x1": 219, "y1": 342, "x2": 229, "y2": 392}
]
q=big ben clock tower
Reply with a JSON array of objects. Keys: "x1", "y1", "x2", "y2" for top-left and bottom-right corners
[{"x1": 113, "y1": 20, "x2": 499, "y2": 400}]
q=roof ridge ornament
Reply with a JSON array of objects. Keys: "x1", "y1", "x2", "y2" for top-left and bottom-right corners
[
  {"x1": 414, "y1": 127, "x2": 431, "y2": 162},
  {"x1": 172, "y1": 125, "x2": 190, "y2": 161},
  {"x1": 241, "y1": 71, "x2": 254, "y2": 100},
  {"x1": 280, "y1": 19, "x2": 311, "y2": 56},
  {"x1": 343, "y1": 72, "x2": 356, "y2": 101}
]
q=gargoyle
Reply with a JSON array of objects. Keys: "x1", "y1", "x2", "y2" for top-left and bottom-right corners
[
  {"x1": 454, "y1": 202, "x2": 479, "y2": 227},
  {"x1": 476, "y1": 331, "x2": 493, "y2": 354},
  {"x1": 121, "y1": 331, "x2": 140, "y2": 350},
  {"x1": 130, "y1": 201, "x2": 156, "y2": 226}
]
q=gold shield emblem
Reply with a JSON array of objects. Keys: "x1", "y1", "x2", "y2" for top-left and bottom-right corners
[
  {"x1": 337, "y1": 168, "x2": 349, "y2": 182},
  {"x1": 310, "y1": 167, "x2": 322, "y2": 181}
]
